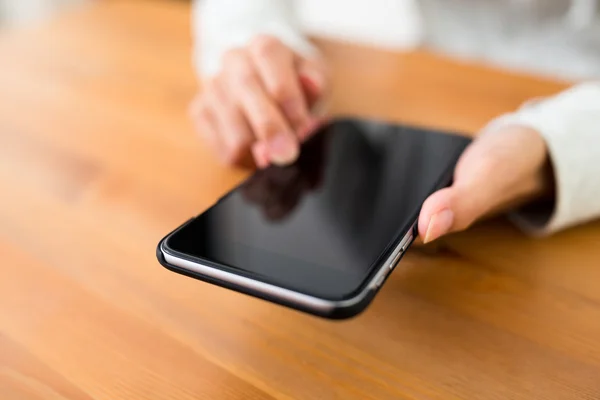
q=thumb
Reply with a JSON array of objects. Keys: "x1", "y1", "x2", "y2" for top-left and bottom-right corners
[
  {"x1": 418, "y1": 125, "x2": 552, "y2": 244},
  {"x1": 418, "y1": 182, "x2": 491, "y2": 244}
]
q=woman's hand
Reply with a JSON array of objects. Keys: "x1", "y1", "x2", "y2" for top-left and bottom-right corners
[
  {"x1": 419, "y1": 125, "x2": 554, "y2": 243},
  {"x1": 190, "y1": 35, "x2": 328, "y2": 168}
]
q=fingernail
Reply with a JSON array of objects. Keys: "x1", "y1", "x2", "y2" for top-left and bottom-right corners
[
  {"x1": 252, "y1": 142, "x2": 269, "y2": 169},
  {"x1": 424, "y1": 209, "x2": 454, "y2": 244},
  {"x1": 268, "y1": 134, "x2": 299, "y2": 165}
]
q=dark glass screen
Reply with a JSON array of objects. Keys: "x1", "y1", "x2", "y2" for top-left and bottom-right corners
[{"x1": 165, "y1": 119, "x2": 471, "y2": 300}]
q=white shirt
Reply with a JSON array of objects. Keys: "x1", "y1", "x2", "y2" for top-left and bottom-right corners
[{"x1": 193, "y1": 0, "x2": 600, "y2": 235}]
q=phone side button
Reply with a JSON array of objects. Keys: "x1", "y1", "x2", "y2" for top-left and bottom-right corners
[
  {"x1": 374, "y1": 273, "x2": 386, "y2": 288},
  {"x1": 397, "y1": 235, "x2": 412, "y2": 256},
  {"x1": 390, "y1": 251, "x2": 403, "y2": 271}
]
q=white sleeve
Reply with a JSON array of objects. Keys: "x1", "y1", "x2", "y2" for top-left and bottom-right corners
[
  {"x1": 192, "y1": 0, "x2": 317, "y2": 79},
  {"x1": 483, "y1": 82, "x2": 600, "y2": 235}
]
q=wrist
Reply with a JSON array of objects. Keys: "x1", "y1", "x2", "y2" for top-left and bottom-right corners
[{"x1": 502, "y1": 125, "x2": 556, "y2": 214}]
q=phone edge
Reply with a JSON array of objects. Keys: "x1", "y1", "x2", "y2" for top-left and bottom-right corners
[{"x1": 156, "y1": 220, "x2": 416, "y2": 320}]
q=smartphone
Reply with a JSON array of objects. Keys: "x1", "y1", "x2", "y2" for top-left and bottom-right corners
[{"x1": 157, "y1": 118, "x2": 471, "y2": 319}]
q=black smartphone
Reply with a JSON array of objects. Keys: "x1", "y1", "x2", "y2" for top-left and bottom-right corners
[{"x1": 157, "y1": 118, "x2": 471, "y2": 319}]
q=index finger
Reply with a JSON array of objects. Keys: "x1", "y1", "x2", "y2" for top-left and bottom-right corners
[
  {"x1": 225, "y1": 51, "x2": 299, "y2": 165},
  {"x1": 249, "y1": 36, "x2": 311, "y2": 134}
]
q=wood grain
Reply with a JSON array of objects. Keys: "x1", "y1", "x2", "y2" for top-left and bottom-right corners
[{"x1": 1, "y1": 1, "x2": 599, "y2": 399}]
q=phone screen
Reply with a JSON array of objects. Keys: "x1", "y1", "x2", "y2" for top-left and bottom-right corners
[{"x1": 165, "y1": 119, "x2": 471, "y2": 300}]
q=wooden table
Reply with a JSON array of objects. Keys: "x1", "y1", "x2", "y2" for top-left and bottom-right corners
[{"x1": 2, "y1": 1, "x2": 600, "y2": 399}]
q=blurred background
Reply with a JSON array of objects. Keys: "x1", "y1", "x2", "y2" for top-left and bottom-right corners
[
  {"x1": 1, "y1": 0, "x2": 599, "y2": 79},
  {"x1": 0, "y1": 0, "x2": 91, "y2": 26}
]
